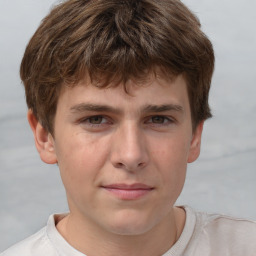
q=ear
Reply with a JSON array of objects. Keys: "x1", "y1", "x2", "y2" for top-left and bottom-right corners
[
  {"x1": 187, "y1": 121, "x2": 204, "y2": 163},
  {"x1": 27, "y1": 109, "x2": 57, "y2": 164}
]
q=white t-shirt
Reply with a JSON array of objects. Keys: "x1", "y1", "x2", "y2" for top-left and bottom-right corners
[{"x1": 1, "y1": 206, "x2": 256, "y2": 256}]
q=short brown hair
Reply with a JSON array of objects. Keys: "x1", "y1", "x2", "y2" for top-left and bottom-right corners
[{"x1": 20, "y1": 0, "x2": 214, "y2": 134}]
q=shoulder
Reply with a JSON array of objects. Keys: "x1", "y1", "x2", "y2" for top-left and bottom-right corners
[
  {"x1": 1, "y1": 228, "x2": 44, "y2": 256},
  {"x1": 192, "y1": 208, "x2": 256, "y2": 255},
  {"x1": 0, "y1": 217, "x2": 58, "y2": 256},
  {"x1": 195, "y1": 210, "x2": 256, "y2": 238}
]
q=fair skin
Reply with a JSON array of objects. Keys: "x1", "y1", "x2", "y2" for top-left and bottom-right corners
[{"x1": 28, "y1": 74, "x2": 203, "y2": 256}]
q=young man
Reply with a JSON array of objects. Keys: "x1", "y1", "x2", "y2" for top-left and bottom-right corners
[{"x1": 1, "y1": 0, "x2": 255, "y2": 255}]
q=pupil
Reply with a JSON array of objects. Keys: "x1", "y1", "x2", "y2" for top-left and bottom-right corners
[
  {"x1": 90, "y1": 116, "x2": 102, "y2": 124},
  {"x1": 152, "y1": 116, "x2": 164, "y2": 123}
]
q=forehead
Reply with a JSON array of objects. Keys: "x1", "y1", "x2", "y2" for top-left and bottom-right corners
[
  {"x1": 57, "y1": 74, "x2": 190, "y2": 113},
  {"x1": 62, "y1": 72, "x2": 186, "y2": 94},
  {"x1": 57, "y1": 76, "x2": 191, "y2": 121}
]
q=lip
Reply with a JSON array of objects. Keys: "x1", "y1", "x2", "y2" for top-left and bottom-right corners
[{"x1": 101, "y1": 183, "x2": 154, "y2": 200}]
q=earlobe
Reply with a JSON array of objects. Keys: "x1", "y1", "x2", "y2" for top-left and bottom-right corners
[
  {"x1": 187, "y1": 121, "x2": 204, "y2": 163},
  {"x1": 27, "y1": 109, "x2": 57, "y2": 164}
]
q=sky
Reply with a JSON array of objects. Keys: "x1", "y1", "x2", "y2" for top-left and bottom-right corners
[{"x1": 0, "y1": 0, "x2": 255, "y2": 252}]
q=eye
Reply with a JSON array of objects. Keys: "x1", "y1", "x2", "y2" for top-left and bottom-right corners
[
  {"x1": 151, "y1": 116, "x2": 167, "y2": 124},
  {"x1": 148, "y1": 115, "x2": 173, "y2": 125},
  {"x1": 79, "y1": 115, "x2": 110, "y2": 127},
  {"x1": 87, "y1": 116, "x2": 105, "y2": 124}
]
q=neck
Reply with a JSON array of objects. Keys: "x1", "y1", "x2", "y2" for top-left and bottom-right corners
[{"x1": 56, "y1": 207, "x2": 185, "y2": 256}]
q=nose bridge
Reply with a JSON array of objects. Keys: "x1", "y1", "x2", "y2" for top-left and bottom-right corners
[{"x1": 111, "y1": 120, "x2": 148, "y2": 170}]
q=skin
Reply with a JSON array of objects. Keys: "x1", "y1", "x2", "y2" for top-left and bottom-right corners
[{"x1": 28, "y1": 74, "x2": 203, "y2": 256}]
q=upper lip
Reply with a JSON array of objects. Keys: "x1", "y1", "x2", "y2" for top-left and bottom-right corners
[{"x1": 102, "y1": 183, "x2": 153, "y2": 190}]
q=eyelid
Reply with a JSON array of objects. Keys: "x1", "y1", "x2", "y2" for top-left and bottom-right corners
[
  {"x1": 76, "y1": 114, "x2": 176, "y2": 128},
  {"x1": 77, "y1": 115, "x2": 114, "y2": 129},
  {"x1": 143, "y1": 115, "x2": 177, "y2": 129},
  {"x1": 146, "y1": 115, "x2": 175, "y2": 122},
  {"x1": 80, "y1": 115, "x2": 107, "y2": 122}
]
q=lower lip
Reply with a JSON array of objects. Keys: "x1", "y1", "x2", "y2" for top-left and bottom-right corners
[{"x1": 103, "y1": 187, "x2": 153, "y2": 200}]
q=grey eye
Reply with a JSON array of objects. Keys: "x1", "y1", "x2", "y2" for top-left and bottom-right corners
[
  {"x1": 151, "y1": 116, "x2": 165, "y2": 123},
  {"x1": 88, "y1": 116, "x2": 103, "y2": 124}
]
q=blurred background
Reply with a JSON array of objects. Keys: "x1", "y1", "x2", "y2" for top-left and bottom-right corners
[{"x1": 0, "y1": 0, "x2": 255, "y2": 252}]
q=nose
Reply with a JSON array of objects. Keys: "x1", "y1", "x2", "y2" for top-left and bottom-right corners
[{"x1": 110, "y1": 122, "x2": 149, "y2": 172}]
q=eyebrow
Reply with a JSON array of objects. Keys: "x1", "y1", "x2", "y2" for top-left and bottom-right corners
[
  {"x1": 70, "y1": 104, "x2": 121, "y2": 114},
  {"x1": 143, "y1": 104, "x2": 183, "y2": 113},
  {"x1": 70, "y1": 103, "x2": 183, "y2": 114}
]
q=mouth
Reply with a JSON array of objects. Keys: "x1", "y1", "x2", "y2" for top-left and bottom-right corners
[{"x1": 101, "y1": 183, "x2": 154, "y2": 200}]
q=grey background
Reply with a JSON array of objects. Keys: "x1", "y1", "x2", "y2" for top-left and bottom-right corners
[{"x1": 0, "y1": 0, "x2": 255, "y2": 252}]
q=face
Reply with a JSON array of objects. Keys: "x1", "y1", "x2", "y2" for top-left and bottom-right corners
[{"x1": 32, "y1": 74, "x2": 203, "y2": 236}]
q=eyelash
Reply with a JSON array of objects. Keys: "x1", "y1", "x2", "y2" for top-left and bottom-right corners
[
  {"x1": 146, "y1": 116, "x2": 174, "y2": 126},
  {"x1": 78, "y1": 115, "x2": 175, "y2": 129},
  {"x1": 79, "y1": 115, "x2": 111, "y2": 127}
]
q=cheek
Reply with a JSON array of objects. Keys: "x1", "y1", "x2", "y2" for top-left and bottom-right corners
[
  {"x1": 150, "y1": 136, "x2": 190, "y2": 193},
  {"x1": 150, "y1": 134, "x2": 191, "y2": 168},
  {"x1": 54, "y1": 133, "x2": 109, "y2": 187}
]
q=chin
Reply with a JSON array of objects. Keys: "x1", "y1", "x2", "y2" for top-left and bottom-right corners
[{"x1": 104, "y1": 209, "x2": 159, "y2": 236}]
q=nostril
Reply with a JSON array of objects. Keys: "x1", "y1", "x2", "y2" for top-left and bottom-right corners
[
  {"x1": 114, "y1": 161, "x2": 145, "y2": 171},
  {"x1": 116, "y1": 162, "x2": 124, "y2": 168},
  {"x1": 138, "y1": 162, "x2": 145, "y2": 167}
]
